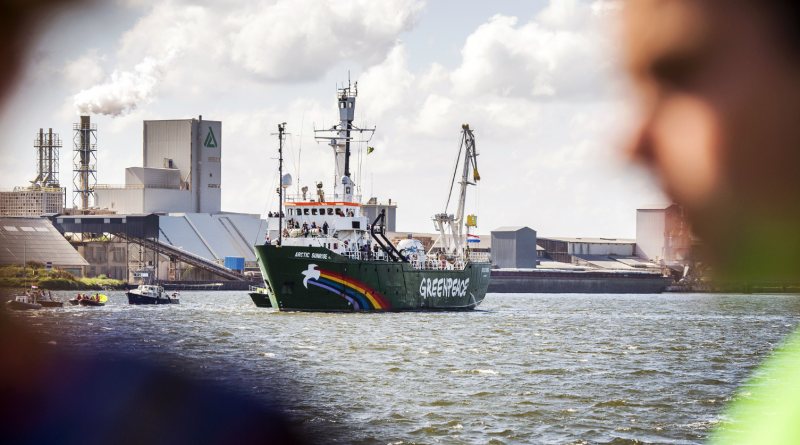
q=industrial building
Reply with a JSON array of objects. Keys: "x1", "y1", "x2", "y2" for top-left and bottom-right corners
[
  {"x1": 635, "y1": 204, "x2": 692, "y2": 263},
  {"x1": 362, "y1": 198, "x2": 397, "y2": 232},
  {"x1": 60, "y1": 116, "x2": 269, "y2": 283},
  {"x1": 490, "y1": 227, "x2": 539, "y2": 269},
  {"x1": 0, "y1": 187, "x2": 65, "y2": 217},
  {"x1": 537, "y1": 237, "x2": 637, "y2": 264},
  {"x1": 0, "y1": 217, "x2": 87, "y2": 270},
  {"x1": 95, "y1": 117, "x2": 221, "y2": 214},
  {"x1": 0, "y1": 128, "x2": 66, "y2": 216}
]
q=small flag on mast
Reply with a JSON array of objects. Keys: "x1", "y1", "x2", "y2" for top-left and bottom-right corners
[
  {"x1": 367, "y1": 147, "x2": 375, "y2": 155},
  {"x1": 467, "y1": 234, "x2": 480, "y2": 243}
]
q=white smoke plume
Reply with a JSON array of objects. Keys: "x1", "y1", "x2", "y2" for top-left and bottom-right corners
[{"x1": 73, "y1": 48, "x2": 181, "y2": 116}]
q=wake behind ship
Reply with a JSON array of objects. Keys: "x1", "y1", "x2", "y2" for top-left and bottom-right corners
[{"x1": 255, "y1": 79, "x2": 490, "y2": 311}]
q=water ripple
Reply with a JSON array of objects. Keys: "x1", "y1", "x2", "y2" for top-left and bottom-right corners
[{"x1": 7, "y1": 291, "x2": 800, "y2": 444}]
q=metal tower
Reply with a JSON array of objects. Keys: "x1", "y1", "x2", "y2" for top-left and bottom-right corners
[
  {"x1": 32, "y1": 128, "x2": 61, "y2": 188},
  {"x1": 73, "y1": 115, "x2": 97, "y2": 210}
]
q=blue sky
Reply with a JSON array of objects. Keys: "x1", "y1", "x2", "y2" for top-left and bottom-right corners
[{"x1": 0, "y1": 0, "x2": 665, "y2": 237}]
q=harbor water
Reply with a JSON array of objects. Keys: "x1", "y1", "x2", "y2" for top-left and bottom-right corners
[{"x1": 7, "y1": 291, "x2": 800, "y2": 444}]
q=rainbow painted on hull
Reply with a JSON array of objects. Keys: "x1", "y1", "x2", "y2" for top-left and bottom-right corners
[{"x1": 302, "y1": 264, "x2": 392, "y2": 310}]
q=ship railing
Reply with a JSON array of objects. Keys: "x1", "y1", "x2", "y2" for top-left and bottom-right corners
[
  {"x1": 341, "y1": 250, "x2": 393, "y2": 262},
  {"x1": 465, "y1": 252, "x2": 491, "y2": 263},
  {"x1": 283, "y1": 194, "x2": 362, "y2": 204},
  {"x1": 410, "y1": 259, "x2": 464, "y2": 271},
  {"x1": 339, "y1": 250, "x2": 490, "y2": 266}
]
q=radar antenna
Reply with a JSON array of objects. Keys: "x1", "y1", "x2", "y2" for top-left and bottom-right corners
[{"x1": 313, "y1": 73, "x2": 375, "y2": 203}]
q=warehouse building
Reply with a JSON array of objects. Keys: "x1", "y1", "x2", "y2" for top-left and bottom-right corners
[
  {"x1": 490, "y1": 226, "x2": 539, "y2": 269},
  {"x1": 0, "y1": 217, "x2": 87, "y2": 270},
  {"x1": 95, "y1": 117, "x2": 221, "y2": 215},
  {"x1": 635, "y1": 204, "x2": 692, "y2": 263},
  {"x1": 362, "y1": 198, "x2": 397, "y2": 232},
  {"x1": 0, "y1": 187, "x2": 65, "y2": 217}
]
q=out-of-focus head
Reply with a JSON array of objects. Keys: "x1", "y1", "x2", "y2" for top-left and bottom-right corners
[{"x1": 623, "y1": 0, "x2": 800, "y2": 280}]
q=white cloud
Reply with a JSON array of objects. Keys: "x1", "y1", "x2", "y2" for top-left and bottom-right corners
[
  {"x1": 450, "y1": 0, "x2": 618, "y2": 101},
  {"x1": 115, "y1": 0, "x2": 424, "y2": 83},
  {"x1": 358, "y1": 44, "x2": 415, "y2": 118},
  {"x1": 73, "y1": 48, "x2": 181, "y2": 116},
  {"x1": 229, "y1": 0, "x2": 423, "y2": 81},
  {"x1": 1, "y1": 0, "x2": 667, "y2": 238}
]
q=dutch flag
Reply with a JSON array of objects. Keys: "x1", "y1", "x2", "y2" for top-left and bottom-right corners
[{"x1": 467, "y1": 234, "x2": 480, "y2": 243}]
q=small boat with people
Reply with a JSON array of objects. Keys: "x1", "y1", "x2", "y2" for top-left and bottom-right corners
[
  {"x1": 70, "y1": 293, "x2": 107, "y2": 307},
  {"x1": 34, "y1": 288, "x2": 63, "y2": 308},
  {"x1": 8, "y1": 293, "x2": 42, "y2": 310},
  {"x1": 126, "y1": 285, "x2": 180, "y2": 305}
]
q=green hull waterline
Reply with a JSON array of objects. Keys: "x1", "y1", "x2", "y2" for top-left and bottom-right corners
[{"x1": 255, "y1": 245, "x2": 491, "y2": 312}]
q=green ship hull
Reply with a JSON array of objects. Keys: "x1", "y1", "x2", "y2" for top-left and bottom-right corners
[{"x1": 254, "y1": 245, "x2": 491, "y2": 311}]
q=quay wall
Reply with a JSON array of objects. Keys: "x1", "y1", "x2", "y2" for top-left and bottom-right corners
[{"x1": 488, "y1": 270, "x2": 672, "y2": 294}]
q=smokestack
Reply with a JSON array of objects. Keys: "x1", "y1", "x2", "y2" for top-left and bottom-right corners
[
  {"x1": 47, "y1": 128, "x2": 53, "y2": 185},
  {"x1": 73, "y1": 115, "x2": 96, "y2": 210}
]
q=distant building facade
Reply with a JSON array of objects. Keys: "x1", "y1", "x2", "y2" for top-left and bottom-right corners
[
  {"x1": 537, "y1": 237, "x2": 636, "y2": 264},
  {"x1": 635, "y1": 204, "x2": 691, "y2": 263},
  {"x1": 361, "y1": 198, "x2": 397, "y2": 232},
  {"x1": 0, "y1": 187, "x2": 65, "y2": 217},
  {"x1": 491, "y1": 226, "x2": 538, "y2": 269},
  {"x1": 95, "y1": 118, "x2": 222, "y2": 215},
  {"x1": 0, "y1": 217, "x2": 87, "y2": 269},
  {"x1": 71, "y1": 237, "x2": 128, "y2": 279}
]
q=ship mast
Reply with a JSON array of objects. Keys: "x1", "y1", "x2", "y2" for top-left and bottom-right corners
[
  {"x1": 314, "y1": 73, "x2": 375, "y2": 203},
  {"x1": 276, "y1": 123, "x2": 287, "y2": 246},
  {"x1": 433, "y1": 124, "x2": 480, "y2": 256}
]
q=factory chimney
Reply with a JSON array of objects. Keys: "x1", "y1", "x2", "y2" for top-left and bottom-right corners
[
  {"x1": 73, "y1": 115, "x2": 97, "y2": 210},
  {"x1": 32, "y1": 127, "x2": 61, "y2": 188}
]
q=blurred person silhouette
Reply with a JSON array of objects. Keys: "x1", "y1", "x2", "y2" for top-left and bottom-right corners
[
  {"x1": 622, "y1": 0, "x2": 800, "y2": 442},
  {"x1": 0, "y1": 1, "x2": 303, "y2": 444}
]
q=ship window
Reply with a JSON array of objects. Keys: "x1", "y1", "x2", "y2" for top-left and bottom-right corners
[
  {"x1": 327, "y1": 208, "x2": 333, "y2": 215},
  {"x1": 352, "y1": 221, "x2": 360, "y2": 229},
  {"x1": 348, "y1": 102, "x2": 353, "y2": 108},
  {"x1": 312, "y1": 209, "x2": 318, "y2": 215},
  {"x1": 340, "y1": 103, "x2": 345, "y2": 109},
  {"x1": 304, "y1": 209, "x2": 309, "y2": 215},
  {"x1": 282, "y1": 282, "x2": 294, "y2": 295}
]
